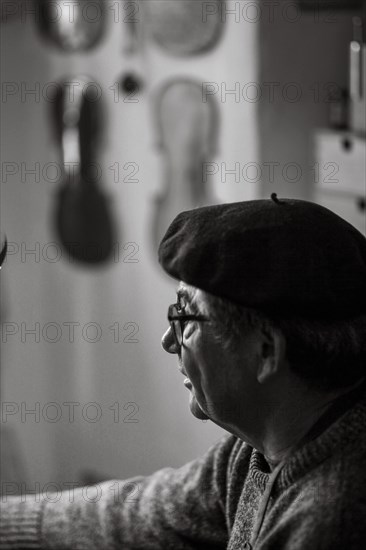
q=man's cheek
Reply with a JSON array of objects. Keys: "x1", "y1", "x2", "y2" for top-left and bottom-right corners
[
  {"x1": 182, "y1": 323, "x2": 197, "y2": 344},
  {"x1": 184, "y1": 354, "x2": 201, "y2": 385}
]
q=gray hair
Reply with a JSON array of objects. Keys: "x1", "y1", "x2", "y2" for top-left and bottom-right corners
[{"x1": 200, "y1": 290, "x2": 366, "y2": 391}]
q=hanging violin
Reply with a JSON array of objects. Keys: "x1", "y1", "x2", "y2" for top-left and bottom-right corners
[{"x1": 52, "y1": 76, "x2": 116, "y2": 265}]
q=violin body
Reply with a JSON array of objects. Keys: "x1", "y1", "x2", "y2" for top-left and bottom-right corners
[
  {"x1": 55, "y1": 178, "x2": 115, "y2": 264},
  {"x1": 152, "y1": 78, "x2": 219, "y2": 252},
  {"x1": 52, "y1": 77, "x2": 116, "y2": 265}
]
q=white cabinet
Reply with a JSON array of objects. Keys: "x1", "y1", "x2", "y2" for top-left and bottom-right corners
[{"x1": 313, "y1": 130, "x2": 365, "y2": 235}]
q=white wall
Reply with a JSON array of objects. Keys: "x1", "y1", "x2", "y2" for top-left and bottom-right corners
[{"x1": 1, "y1": 1, "x2": 260, "y2": 488}]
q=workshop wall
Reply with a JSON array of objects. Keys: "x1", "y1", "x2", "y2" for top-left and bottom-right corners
[{"x1": 1, "y1": 1, "x2": 259, "y2": 488}]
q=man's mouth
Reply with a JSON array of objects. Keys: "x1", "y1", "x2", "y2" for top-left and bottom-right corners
[{"x1": 178, "y1": 364, "x2": 192, "y2": 389}]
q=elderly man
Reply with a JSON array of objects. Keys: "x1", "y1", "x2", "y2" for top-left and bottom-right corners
[{"x1": 1, "y1": 196, "x2": 366, "y2": 549}]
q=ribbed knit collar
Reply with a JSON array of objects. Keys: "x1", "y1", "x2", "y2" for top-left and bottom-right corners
[{"x1": 249, "y1": 389, "x2": 366, "y2": 492}]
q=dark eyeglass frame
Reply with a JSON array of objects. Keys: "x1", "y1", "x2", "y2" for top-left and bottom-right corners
[{"x1": 167, "y1": 303, "x2": 209, "y2": 348}]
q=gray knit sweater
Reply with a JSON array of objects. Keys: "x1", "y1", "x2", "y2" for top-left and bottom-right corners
[{"x1": 1, "y1": 391, "x2": 366, "y2": 549}]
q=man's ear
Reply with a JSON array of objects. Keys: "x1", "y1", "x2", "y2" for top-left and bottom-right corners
[{"x1": 256, "y1": 325, "x2": 286, "y2": 384}]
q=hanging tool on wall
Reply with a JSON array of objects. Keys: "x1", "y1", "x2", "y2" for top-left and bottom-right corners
[
  {"x1": 36, "y1": 0, "x2": 106, "y2": 52},
  {"x1": 52, "y1": 76, "x2": 116, "y2": 265},
  {"x1": 141, "y1": 0, "x2": 224, "y2": 57},
  {"x1": 151, "y1": 78, "x2": 219, "y2": 253},
  {"x1": 119, "y1": 0, "x2": 144, "y2": 96}
]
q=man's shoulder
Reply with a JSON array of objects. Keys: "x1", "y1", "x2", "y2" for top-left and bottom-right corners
[
  {"x1": 279, "y1": 433, "x2": 366, "y2": 534},
  {"x1": 198, "y1": 433, "x2": 252, "y2": 484},
  {"x1": 262, "y1": 440, "x2": 366, "y2": 548},
  {"x1": 204, "y1": 432, "x2": 246, "y2": 458},
  {"x1": 212, "y1": 433, "x2": 252, "y2": 470},
  {"x1": 329, "y1": 433, "x2": 366, "y2": 508}
]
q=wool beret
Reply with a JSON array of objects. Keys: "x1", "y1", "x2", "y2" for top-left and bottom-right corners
[{"x1": 158, "y1": 196, "x2": 366, "y2": 319}]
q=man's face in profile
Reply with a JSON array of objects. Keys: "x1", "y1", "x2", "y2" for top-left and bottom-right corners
[{"x1": 162, "y1": 282, "x2": 261, "y2": 429}]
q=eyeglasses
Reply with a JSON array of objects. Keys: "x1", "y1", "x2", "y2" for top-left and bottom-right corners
[{"x1": 167, "y1": 303, "x2": 209, "y2": 348}]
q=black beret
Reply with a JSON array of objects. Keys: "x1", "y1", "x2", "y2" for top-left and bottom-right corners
[{"x1": 158, "y1": 196, "x2": 366, "y2": 319}]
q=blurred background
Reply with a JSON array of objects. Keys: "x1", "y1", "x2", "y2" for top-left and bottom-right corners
[{"x1": 1, "y1": 0, "x2": 365, "y2": 492}]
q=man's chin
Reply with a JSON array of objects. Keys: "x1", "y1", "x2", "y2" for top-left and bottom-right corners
[{"x1": 189, "y1": 394, "x2": 210, "y2": 421}]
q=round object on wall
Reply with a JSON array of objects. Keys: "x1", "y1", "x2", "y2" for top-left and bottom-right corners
[
  {"x1": 37, "y1": 0, "x2": 106, "y2": 53},
  {"x1": 142, "y1": 0, "x2": 224, "y2": 56},
  {"x1": 119, "y1": 73, "x2": 143, "y2": 95}
]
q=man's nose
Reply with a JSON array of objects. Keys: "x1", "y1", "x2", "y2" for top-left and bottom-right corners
[{"x1": 161, "y1": 327, "x2": 179, "y2": 354}]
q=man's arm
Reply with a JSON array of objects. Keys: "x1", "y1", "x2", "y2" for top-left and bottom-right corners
[{"x1": 0, "y1": 434, "x2": 237, "y2": 549}]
